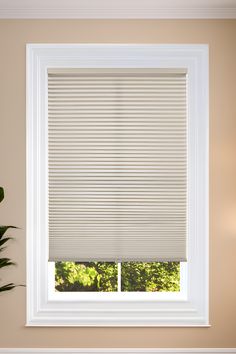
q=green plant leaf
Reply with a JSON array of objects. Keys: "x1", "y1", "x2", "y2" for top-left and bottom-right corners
[
  {"x1": 0, "y1": 247, "x2": 7, "y2": 253},
  {"x1": 0, "y1": 237, "x2": 12, "y2": 247},
  {"x1": 0, "y1": 187, "x2": 22, "y2": 293},
  {"x1": 0, "y1": 187, "x2": 4, "y2": 203},
  {"x1": 0, "y1": 283, "x2": 16, "y2": 292},
  {"x1": 0, "y1": 258, "x2": 16, "y2": 268},
  {"x1": 0, "y1": 226, "x2": 17, "y2": 239}
]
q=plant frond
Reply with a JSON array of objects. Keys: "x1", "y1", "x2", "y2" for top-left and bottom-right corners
[
  {"x1": 0, "y1": 187, "x2": 4, "y2": 203},
  {"x1": 0, "y1": 258, "x2": 16, "y2": 268},
  {"x1": 0, "y1": 237, "x2": 12, "y2": 247},
  {"x1": 0, "y1": 283, "x2": 16, "y2": 292},
  {"x1": 0, "y1": 226, "x2": 18, "y2": 239}
]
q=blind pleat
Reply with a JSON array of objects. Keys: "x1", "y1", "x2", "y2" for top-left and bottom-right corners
[{"x1": 48, "y1": 71, "x2": 187, "y2": 262}]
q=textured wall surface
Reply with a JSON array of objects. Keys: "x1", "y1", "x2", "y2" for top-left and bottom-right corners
[{"x1": 0, "y1": 19, "x2": 236, "y2": 348}]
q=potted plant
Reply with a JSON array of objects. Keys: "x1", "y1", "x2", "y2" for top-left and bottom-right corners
[{"x1": 0, "y1": 187, "x2": 19, "y2": 292}]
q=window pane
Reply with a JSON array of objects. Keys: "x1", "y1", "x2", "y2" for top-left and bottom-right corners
[
  {"x1": 121, "y1": 262, "x2": 180, "y2": 292},
  {"x1": 55, "y1": 262, "x2": 118, "y2": 292}
]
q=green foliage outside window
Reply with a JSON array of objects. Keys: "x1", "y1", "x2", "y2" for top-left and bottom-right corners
[
  {"x1": 55, "y1": 261, "x2": 180, "y2": 292},
  {"x1": 121, "y1": 262, "x2": 180, "y2": 292},
  {"x1": 55, "y1": 262, "x2": 118, "y2": 292}
]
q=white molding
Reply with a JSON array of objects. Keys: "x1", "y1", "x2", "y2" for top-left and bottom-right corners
[
  {"x1": 27, "y1": 44, "x2": 209, "y2": 327},
  {"x1": 0, "y1": 350, "x2": 236, "y2": 354},
  {"x1": 1, "y1": 0, "x2": 236, "y2": 19}
]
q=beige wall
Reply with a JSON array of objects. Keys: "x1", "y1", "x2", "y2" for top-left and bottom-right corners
[{"x1": 0, "y1": 19, "x2": 236, "y2": 348}]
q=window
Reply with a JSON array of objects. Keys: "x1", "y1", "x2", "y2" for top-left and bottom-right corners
[
  {"x1": 54, "y1": 261, "x2": 181, "y2": 292},
  {"x1": 27, "y1": 44, "x2": 209, "y2": 326}
]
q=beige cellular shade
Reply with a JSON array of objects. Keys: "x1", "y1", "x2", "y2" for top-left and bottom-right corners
[{"x1": 48, "y1": 69, "x2": 187, "y2": 262}]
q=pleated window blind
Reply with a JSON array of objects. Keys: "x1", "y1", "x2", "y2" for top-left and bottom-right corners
[{"x1": 48, "y1": 69, "x2": 187, "y2": 262}]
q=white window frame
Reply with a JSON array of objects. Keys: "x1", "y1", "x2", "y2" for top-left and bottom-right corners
[{"x1": 26, "y1": 44, "x2": 209, "y2": 327}]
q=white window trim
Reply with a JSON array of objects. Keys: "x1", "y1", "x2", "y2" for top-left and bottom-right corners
[{"x1": 26, "y1": 44, "x2": 209, "y2": 327}]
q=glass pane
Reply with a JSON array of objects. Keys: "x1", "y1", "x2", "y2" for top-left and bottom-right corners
[
  {"x1": 121, "y1": 262, "x2": 180, "y2": 292},
  {"x1": 55, "y1": 262, "x2": 118, "y2": 292}
]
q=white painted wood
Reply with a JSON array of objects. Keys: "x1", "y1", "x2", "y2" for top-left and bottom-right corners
[
  {"x1": 117, "y1": 262, "x2": 121, "y2": 292},
  {"x1": 1, "y1": 0, "x2": 236, "y2": 18},
  {"x1": 26, "y1": 44, "x2": 208, "y2": 327},
  {"x1": 0, "y1": 349, "x2": 236, "y2": 354}
]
